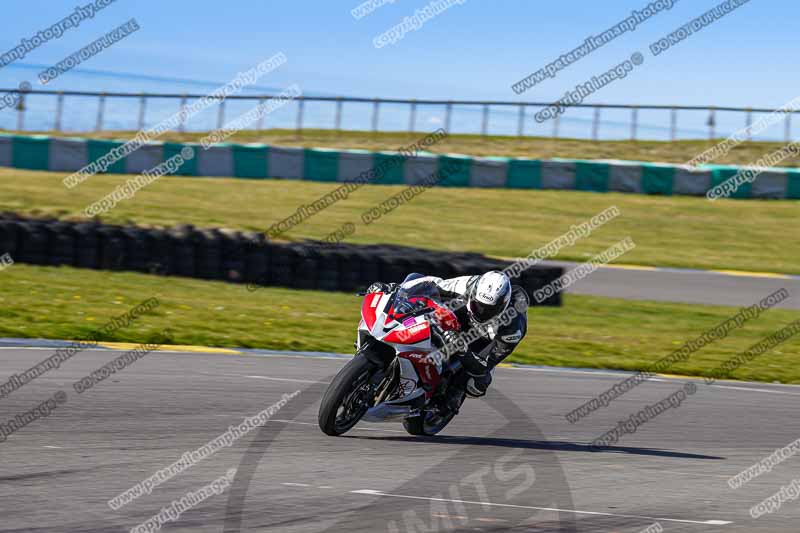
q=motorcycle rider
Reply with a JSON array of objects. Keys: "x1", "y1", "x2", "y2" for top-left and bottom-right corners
[{"x1": 366, "y1": 271, "x2": 528, "y2": 399}]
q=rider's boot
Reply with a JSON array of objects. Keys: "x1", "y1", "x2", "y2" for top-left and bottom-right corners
[
  {"x1": 461, "y1": 351, "x2": 492, "y2": 398},
  {"x1": 466, "y1": 370, "x2": 492, "y2": 398}
]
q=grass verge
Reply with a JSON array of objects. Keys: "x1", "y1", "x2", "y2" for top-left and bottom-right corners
[
  {"x1": 3, "y1": 264, "x2": 799, "y2": 384},
  {"x1": 1, "y1": 167, "x2": 798, "y2": 274}
]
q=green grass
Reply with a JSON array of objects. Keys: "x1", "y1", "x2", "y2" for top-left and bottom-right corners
[
  {"x1": 8, "y1": 128, "x2": 800, "y2": 167},
  {"x1": 2, "y1": 264, "x2": 799, "y2": 384},
  {"x1": 2, "y1": 166, "x2": 798, "y2": 274}
]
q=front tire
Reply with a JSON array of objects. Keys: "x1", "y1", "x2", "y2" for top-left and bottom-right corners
[{"x1": 318, "y1": 354, "x2": 379, "y2": 436}]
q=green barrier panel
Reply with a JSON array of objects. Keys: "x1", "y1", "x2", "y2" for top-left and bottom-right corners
[
  {"x1": 303, "y1": 148, "x2": 339, "y2": 182},
  {"x1": 233, "y1": 144, "x2": 268, "y2": 179},
  {"x1": 6, "y1": 132, "x2": 796, "y2": 200},
  {"x1": 786, "y1": 169, "x2": 800, "y2": 199},
  {"x1": 506, "y1": 159, "x2": 541, "y2": 189},
  {"x1": 642, "y1": 163, "x2": 675, "y2": 195},
  {"x1": 575, "y1": 161, "x2": 609, "y2": 192},
  {"x1": 86, "y1": 139, "x2": 127, "y2": 174},
  {"x1": 372, "y1": 152, "x2": 406, "y2": 185},
  {"x1": 11, "y1": 135, "x2": 49, "y2": 170},
  {"x1": 163, "y1": 143, "x2": 197, "y2": 176},
  {"x1": 710, "y1": 166, "x2": 752, "y2": 199},
  {"x1": 438, "y1": 154, "x2": 471, "y2": 187}
]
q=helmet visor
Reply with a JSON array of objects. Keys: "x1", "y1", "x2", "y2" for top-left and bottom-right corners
[{"x1": 468, "y1": 298, "x2": 505, "y2": 323}]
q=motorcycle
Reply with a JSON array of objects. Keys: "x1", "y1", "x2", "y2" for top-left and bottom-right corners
[{"x1": 318, "y1": 274, "x2": 468, "y2": 437}]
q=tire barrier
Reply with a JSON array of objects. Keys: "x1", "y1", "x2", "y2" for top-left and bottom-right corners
[{"x1": 0, "y1": 213, "x2": 564, "y2": 306}]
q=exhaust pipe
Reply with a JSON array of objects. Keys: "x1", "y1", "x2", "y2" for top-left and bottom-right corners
[{"x1": 362, "y1": 403, "x2": 411, "y2": 422}]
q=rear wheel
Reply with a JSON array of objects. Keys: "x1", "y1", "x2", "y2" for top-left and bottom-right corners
[
  {"x1": 403, "y1": 393, "x2": 464, "y2": 436},
  {"x1": 318, "y1": 354, "x2": 381, "y2": 436}
]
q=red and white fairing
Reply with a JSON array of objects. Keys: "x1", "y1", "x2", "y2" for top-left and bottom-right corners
[{"x1": 357, "y1": 290, "x2": 459, "y2": 416}]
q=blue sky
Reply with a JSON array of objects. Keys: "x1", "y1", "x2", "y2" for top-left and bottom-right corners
[{"x1": 0, "y1": 0, "x2": 795, "y2": 137}]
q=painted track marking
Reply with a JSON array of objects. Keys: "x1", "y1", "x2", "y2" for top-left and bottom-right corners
[
  {"x1": 245, "y1": 374, "x2": 329, "y2": 384},
  {"x1": 269, "y1": 419, "x2": 406, "y2": 434},
  {"x1": 350, "y1": 489, "x2": 732, "y2": 526},
  {"x1": 710, "y1": 384, "x2": 800, "y2": 396}
]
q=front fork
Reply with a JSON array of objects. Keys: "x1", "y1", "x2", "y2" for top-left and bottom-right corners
[{"x1": 374, "y1": 359, "x2": 398, "y2": 405}]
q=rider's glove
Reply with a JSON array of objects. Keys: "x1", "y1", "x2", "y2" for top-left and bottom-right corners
[
  {"x1": 366, "y1": 281, "x2": 392, "y2": 294},
  {"x1": 440, "y1": 330, "x2": 467, "y2": 356},
  {"x1": 433, "y1": 324, "x2": 467, "y2": 357}
]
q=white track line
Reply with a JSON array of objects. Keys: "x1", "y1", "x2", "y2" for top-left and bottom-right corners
[
  {"x1": 202, "y1": 372, "x2": 330, "y2": 384},
  {"x1": 269, "y1": 419, "x2": 406, "y2": 434},
  {"x1": 282, "y1": 482, "x2": 336, "y2": 490},
  {"x1": 0, "y1": 347, "x2": 56, "y2": 351},
  {"x1": 350, "y1": 490, "x2": 732, "y2": 526},
  {"x1": 710, "y1": 384, "x2": 800, "y2": 396},
  {"x1": 244, "y1": 375, "x2": 329, "y2": 384},
  {"x1": 503, "y1": 365, "x2": 659, "y2": 379}
]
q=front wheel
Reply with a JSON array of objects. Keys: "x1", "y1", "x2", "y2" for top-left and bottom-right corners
[{"x1": 318, "y1": 354, "x2": 380, "y2": 436}]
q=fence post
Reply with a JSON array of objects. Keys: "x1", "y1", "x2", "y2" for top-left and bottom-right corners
[
  {"x1": 785, "y1": 112, "x2": 792, "y2": 143},
  {"x1": 21, "y1": 89, "x2": 787, "y2": 143},
  {"x1": 295, "y1": 98, "x2": 305, "y2": 137},
  {"x1": 95, "y1": 92, "x2": 106, "y2": 131},
  {"x1": 334, "y1": 96, "x2": 343, "y2": 131},
  {"x1": 707, "y1": 107, "x2": 716, "y2": 140},
  {"x1": 256, "y1": 98, "x2": 266, "y2": 130},
  {"x1": 371, "y1": 98, "x2": 380, "y2": 135},
  {"x1": 217, "y1": 98, "x2": 226, "y2": 130},
  {"x1": 15, "y1": 93, "x2": 25, "y2": 131},
  {"x1": 138, "y1": 93, "x2": 147, "y2": 130},
  {"x1": 178, "y1": 94, "x2": 188, "y2": 133},
  {"x1": 746, "y1": 107, "x2": 753, "y2": 141},
  {"x1": 54, "y1": 92, "x2": 64, "y2": 132},
  {"x1": 670, "y1": 107, "x2": 677, "y2": 141}
]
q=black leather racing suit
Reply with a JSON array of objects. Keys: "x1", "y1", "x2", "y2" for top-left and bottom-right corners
[{"x1": 400, "y1": 274, "x2": 529, "y2": 396}]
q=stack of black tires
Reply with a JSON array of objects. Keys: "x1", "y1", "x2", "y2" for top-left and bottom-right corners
[{"x1": 0, "y1": 214, "x2": 563, "y2": 306}]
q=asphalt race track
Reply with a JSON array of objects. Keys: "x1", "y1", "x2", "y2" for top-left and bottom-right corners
[
  {"x1": 544, "y1": 261, "x2": 800, "y2": 310},
  {"x1": 1, "y1": 346, "x2": 799, "y2": 533}
]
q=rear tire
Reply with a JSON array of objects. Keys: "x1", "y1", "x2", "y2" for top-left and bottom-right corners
[
  {"x1": 403, "y1": 395, "x2": 462, "y2": 436},
  {"x1": 318, "y1": 354, "x2": 378, "y2": 436}
]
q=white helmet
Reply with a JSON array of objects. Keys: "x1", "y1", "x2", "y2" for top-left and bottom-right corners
[{"x1": 467, "y1": 271, "x2": 512, "y2": 324}]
